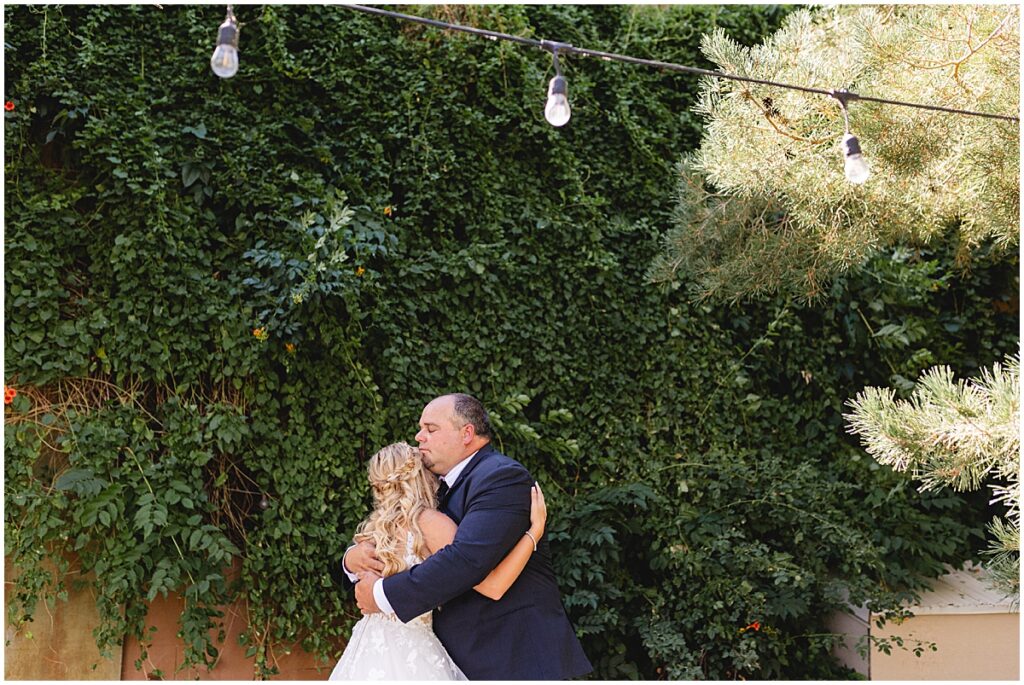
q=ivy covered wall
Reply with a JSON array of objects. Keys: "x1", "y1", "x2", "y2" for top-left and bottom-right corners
[{"x1": 4, "y1": 5, "x2": 1017, "y2": 679}]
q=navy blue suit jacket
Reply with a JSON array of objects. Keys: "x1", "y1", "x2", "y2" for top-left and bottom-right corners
[{"x1": 382, "y1": 444, "x2": 592, "y2": 680}]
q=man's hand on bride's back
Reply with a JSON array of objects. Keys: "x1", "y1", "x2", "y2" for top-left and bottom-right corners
[
  {"x1": 355, "y1": 571, "x2": 383, "y2": 614},
  {"x1": 346, "y1": 540, "x2": 385, "y2": 574}
]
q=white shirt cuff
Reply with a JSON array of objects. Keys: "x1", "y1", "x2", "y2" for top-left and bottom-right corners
[
  {"x1": 373, "y1": 578, "x2": 395, "y2": 615},
  {"x1": 341, "y1": 545, "x2": 360, "y2": 583}
]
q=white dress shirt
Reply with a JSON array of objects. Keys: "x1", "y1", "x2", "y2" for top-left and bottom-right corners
[{"x1": 345, "y1": 450, "x2": 480, "y2": 615}]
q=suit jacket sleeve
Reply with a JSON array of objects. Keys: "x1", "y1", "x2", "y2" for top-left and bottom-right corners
[{"x1": 382, "y1": 463, "x2": 532, "y2": 622}]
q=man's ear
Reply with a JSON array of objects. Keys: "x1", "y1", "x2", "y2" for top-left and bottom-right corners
[{"x1": 463, "y1": 424, "x2": 476, "y2": 444}]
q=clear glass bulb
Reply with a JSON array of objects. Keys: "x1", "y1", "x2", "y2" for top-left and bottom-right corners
[
  {"x1": 545, "y1": 76, "x2": 571, "y2": 127},
  {"x1": 842, "y1": 133, "x2": 870, "y2": 184},
  {"x1": 211, "y1": 43, "x2": 239, "y2": 79},
  {"x1": 545, "y1": 94, "x2": 571, "y2": 127}
]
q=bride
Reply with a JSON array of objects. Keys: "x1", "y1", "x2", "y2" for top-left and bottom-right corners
[{"x1": 330, "y1": 442, "x2": 547, "y2": 680}]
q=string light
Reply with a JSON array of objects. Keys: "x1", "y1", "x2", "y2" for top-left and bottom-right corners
[
  {"x1": 211, "y1": 5, "x2": 239, "y2": 79},
  {"x1": 200, "y1": 3, "x2": 1013, "y2": 179},
  {"x1": 543, "y1": 41, "x2": 571, "y2": 127},
  {"x1": 832, "y1": 90, "x2": 870, "y2": 184},
  {"x1": 337, "y1": 4, "x2": 1016, "y2": 180},
  {"x1": 341, "y1": 4, "x2": 1018, "y2": 124},
  {"x1": 841, "y1": 134, "x2": 869, "y2": 184}
]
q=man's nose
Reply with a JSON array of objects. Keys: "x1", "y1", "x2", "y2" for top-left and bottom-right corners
[{"x1": 415, "y1": 429, "x2": 425, "y2": 443}]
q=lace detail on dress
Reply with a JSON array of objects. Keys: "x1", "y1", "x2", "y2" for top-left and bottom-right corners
[
  {"x1": 403, "y1": 532, "x2": 434, "y2": 630},
  {"x1": 329, "y1": 532, "x2": 465, "y2": 681}
]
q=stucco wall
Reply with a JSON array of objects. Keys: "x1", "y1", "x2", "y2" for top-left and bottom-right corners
[
  {"x1": 4, "y1": 555, "x2": 122, "y2": 680},
  {"x1": 872, "y1": 612, "x2": 1020, "y2": 680},
  {"x1": 824, "y1": 606, "x2": 870, "y2": 677},
  {"x1": 120, "y1": 587, "x2": 344, "y2": 680},
  {"x1": 6, "y1": 555, "x2": 347, "y2": 680}
]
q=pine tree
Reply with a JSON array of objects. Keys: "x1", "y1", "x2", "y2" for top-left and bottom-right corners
[
  {"x1": 845, "y1": 356, "x2": 1020, "y2": 597},
  {"x1": 648, "y1": 5, "x2": 1019, "y2": 302}
]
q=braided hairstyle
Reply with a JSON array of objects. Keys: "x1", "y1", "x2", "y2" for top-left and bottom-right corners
[{"x1": 353, "y1": 442, "x2": 440, "y2": 576}]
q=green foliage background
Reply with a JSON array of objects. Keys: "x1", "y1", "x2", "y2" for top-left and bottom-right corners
[{"x1": 4, "y1": 5, "x2": 1018, "y2": 679}]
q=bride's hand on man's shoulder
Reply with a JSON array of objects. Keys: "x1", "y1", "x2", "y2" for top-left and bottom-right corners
[{"x1": 529, "y1": 482, "x2": 547, "y2": 539}]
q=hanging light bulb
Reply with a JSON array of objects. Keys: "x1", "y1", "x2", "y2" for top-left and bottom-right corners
[
  {"x1": 841, "y1": 133, "x2": 870, "y2": 184},
  {"x1": 543, "y1": 43, "x2": 571, "y2": 127},
  {"x1": 545, "y1": 75, "x2": 571, "y2": 127},
  {"x1": 211, "y1": 5, "x2": 239, "y2": 79},
  {"x1": 830, "y1": 89, "x2": 869, "y2": 184}
]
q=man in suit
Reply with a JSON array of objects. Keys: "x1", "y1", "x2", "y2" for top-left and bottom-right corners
[{"x1": 343, "y1": 393, "x2": 592, "y2": 680}]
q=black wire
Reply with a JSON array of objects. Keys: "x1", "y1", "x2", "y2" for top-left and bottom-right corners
[
  {"x1": 346, "y1": 3, "x2": 543, "y2": 48},
  {"x1": 344, "y1": 3, "x2": 1020, "y2": 124}
]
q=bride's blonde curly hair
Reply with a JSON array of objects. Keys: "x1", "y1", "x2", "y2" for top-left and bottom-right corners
[{"x1": 353, "y1": 442, "x2": 439, "y2": 576}]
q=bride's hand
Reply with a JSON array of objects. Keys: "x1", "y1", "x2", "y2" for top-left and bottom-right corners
[{"x1": 529, "y1": 482, "x2": 547, "y2": 539}]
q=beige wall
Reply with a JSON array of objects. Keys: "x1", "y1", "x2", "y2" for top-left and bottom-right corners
[
  {"x1": 4, "y1": 555, "x2": 122, "y2": 680},
  {"x1": 825, "y1": 608, "x2": 869, "y2": 677},
  {"x1": 872, "y1": 612, "x2": 1020, "y2": 681},
  {"x1": 6, "y1": 555, "x2": 346, "y2": 680},
  {"x1": 17, "y1": 553, "x2": 1017, "y2": 681},
  {"x1": 121, "y1": 588, "x2": 341, "y2": 680}
]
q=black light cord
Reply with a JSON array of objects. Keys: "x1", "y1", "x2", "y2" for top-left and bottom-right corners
[{"x1": 343, "y1": 3, "x2": 1020, "y2": 124}]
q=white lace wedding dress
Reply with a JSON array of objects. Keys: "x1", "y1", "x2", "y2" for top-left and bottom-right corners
[{"x1": 329, "y1": 532, "x2": 467, "y2": 680}]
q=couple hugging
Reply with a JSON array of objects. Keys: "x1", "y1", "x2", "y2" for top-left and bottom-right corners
[{"x1": 330, "y1": 393, "x2": 592, "y2": 680}]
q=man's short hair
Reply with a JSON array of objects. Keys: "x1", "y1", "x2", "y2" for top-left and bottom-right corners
[{"x1": 447, "y1": 393, "x2": 494, "y2": 440}]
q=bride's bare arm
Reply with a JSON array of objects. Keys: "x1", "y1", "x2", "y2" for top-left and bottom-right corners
[
  {"x1": 473, "y1": 484, "x2": 546, "y2": 599},
  {"x1": 419, "y1": 484, "x2": 547, "y2": 600}
]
